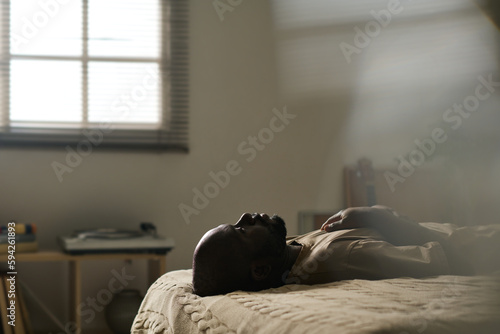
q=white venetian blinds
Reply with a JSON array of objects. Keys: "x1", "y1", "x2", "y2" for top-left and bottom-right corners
[{"x1": 0, "y1": 0, "x2": 189, "y2": 150}]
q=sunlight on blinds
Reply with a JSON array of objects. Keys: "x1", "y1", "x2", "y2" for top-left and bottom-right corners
[
  {"x1": 88, "y1": 62, "x2": 160, "y2": 125},
  {"x1": 10, "y1": 59, "x2": 82, "y2": 124},
  {"x1": 8, "y1": 0, "x2": 161, "y2": 127},
  {"x1": 0, "y1": 0, "x2": 189, "y2": 149},
  {"x1": 10, "y1": 0, "x2": 82, "y2": 56},
  {"x1": 88, "y1": 0, "x2": 160, "y2": 58}
]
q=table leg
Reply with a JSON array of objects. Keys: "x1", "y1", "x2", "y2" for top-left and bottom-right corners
[
  {"x1": 147, "y1": 256, "x2": 166, "y2": 287},
  {"x1": 69, "y1": 260, "x2": 81, "y2": 331}
]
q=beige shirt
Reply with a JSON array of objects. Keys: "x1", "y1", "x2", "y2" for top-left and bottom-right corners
[{"x1": 285, "y1": 226, "x2": 451, "y2": 285}]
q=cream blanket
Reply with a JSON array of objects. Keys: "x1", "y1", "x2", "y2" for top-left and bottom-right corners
[{"x1": 132, "y1": 270, "x2": 500, "y2": 334}]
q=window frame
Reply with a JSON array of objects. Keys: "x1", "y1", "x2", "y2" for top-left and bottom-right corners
[{"x1": 0, "y1": 0, "x2": 189, "y2": 151}]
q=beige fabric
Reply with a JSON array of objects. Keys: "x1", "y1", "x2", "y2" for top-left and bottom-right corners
[
  {"x1": 286, "y1": 227, "x2": 450, "y2": 285},
  {"x1": 286, "y1": 223, "x2": 500, "y2": 284},
  {"x1": 423, "y1": 222, "x2": 500, "y2": 274},
  {"x1": 132, "y1": 269, "x2": 500, "y2": 334}
]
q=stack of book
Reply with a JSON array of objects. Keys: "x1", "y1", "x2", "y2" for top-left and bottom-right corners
[{"x1": 0, "y1": 223, "x2": 38, "y2": 254}]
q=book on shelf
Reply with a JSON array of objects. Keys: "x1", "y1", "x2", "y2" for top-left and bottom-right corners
[
  {"x1": 0, "y1": 234, "x2": 36, "y2": 244},
  {"x1": 0, "y1": 223, "x2": 37, "y2": 235},
  {"x1": 0, "y1": 222, "x2": 38, "y2": 254},
  {"x1": 0, "y1": 242, "x2": 38, "y2": 254}
]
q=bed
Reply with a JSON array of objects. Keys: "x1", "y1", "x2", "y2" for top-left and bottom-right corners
[
  {"x1": 132, "y1": 269, "x2": 500, "y2": 334},
  {"x1": 133, "y1": 161, "x2": 500, "y2": 333}
]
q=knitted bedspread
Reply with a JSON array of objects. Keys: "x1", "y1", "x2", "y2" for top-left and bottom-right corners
[{"x1": 132, "y1": 269, "x2": 500, "y2": 334}]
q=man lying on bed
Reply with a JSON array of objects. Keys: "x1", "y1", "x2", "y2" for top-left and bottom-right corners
[{"x1": 192, "y1": 206, "x2": 500, "y2": 297}]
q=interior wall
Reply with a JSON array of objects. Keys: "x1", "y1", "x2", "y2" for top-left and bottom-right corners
[
  {"x1": 0, "y1": 0, "x2": 499, "y2": 332},
  {"x1": 0, "y1": 0, "x2": 349, "y2": 331},
  {"x1": 271, "y1": 0, "x2": 500, "y2": 223}
]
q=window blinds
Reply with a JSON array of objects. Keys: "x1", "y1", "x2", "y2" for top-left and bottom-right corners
[{"x1": 0, "y1": 0, "x2": 189, "y2": 150}]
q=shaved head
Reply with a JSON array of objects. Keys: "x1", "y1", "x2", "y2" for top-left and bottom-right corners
[
  {"x1": 192, "y1": 226, "x2": 252, "y2": 296},
  {"x1": 192, "y1": 213, "x2": 288, "y2": 296}
]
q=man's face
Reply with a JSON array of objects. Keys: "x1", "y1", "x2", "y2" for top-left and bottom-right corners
[
  {"x1": 233, "y1": 213, "x2": 287, "y2": 258},
  {"x1": 199, "y1": 213, "x2": 287, "y2": 260},
  {"x1": 192, "y1": 213, "x2": 288, "y2": 296}
]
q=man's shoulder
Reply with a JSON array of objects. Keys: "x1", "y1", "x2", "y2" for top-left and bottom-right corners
[
  {"x1": 287, "y1": 228, "x2": 384, "y2": 245},
  {"x1": 286, "y1": 230, "x2": 324, "y2": 242}
]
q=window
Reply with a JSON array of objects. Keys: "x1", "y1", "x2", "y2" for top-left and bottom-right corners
[{"x1": 0, "y1": 0, "x2": 189, "y2": 150}]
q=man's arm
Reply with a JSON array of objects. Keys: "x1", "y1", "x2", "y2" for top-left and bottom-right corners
[
  {"x1": 321, "y1": 206, "x2": 473, "y2": 274},
  {"x1": 321, "y1": 206, "x2": 443, "y2": 246}
]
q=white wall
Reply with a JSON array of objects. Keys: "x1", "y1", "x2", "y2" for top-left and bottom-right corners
[
  {"x1": 0, "y1": 1, "x2": 344, "y2": 331},
  {"x1": 1, "y1": 0, "x2": 499, "y2": 332}
]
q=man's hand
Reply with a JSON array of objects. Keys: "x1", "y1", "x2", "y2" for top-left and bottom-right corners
[
  {"x1": 321, "y1": 206, "x2": 401, "y2": 232},
  {"x1": 321, "y1": 206, "x2": 428, "y2": 246}
]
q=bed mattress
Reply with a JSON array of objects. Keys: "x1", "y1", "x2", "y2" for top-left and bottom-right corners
[{"x1": 132, "y1": 269, "x2": 500, "y2": 334}]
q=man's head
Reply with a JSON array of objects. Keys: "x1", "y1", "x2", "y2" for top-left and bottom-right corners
[{"x1": 192, "y1": 213, "x2": 287, "y2": 296}]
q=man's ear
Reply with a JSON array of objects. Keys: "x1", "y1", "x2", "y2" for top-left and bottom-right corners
[{"x1": 250, "y1": 259, "x2": 272, "y2": 281}]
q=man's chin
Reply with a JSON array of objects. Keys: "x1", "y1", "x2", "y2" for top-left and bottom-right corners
[
  {"x1": 271, "y1": 215, "x2": 287, "y2": 240},
  {"x1": 271, "y1": 214, "x2": 285, "y2": 225}
]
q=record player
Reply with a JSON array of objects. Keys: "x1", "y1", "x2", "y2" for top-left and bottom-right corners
[{"x1": 58, "y1": 222, "x2": 175, "y2": 255}]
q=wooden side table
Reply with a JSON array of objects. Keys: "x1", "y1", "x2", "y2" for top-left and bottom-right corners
[{"x1": 0, "y1": 251, "x2": 167, "y2": 332}]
